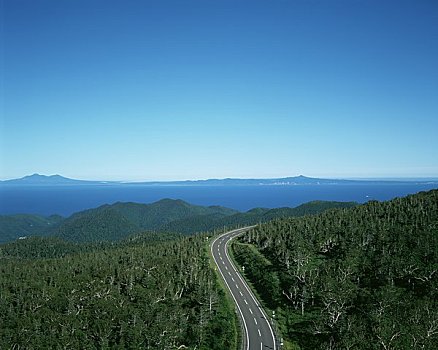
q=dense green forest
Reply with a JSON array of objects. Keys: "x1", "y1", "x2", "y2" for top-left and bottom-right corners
[
  {"x1": 1, "y1": 199, "x2": 356, "y2": 243},
  {"x1": 0, "y1": 232, "x2": 182, "y2": 260},
  {"x1": 2, "y1": 191, "x2": 434, "y2": 349},
  {"x1": 163, "y1": 200, "x2": 357, "y2": 234},
  {"x1": 0, "y1": 232, "x2": 237, "y2": 349},
  {"x1": 0, "y1": 214, "x2": 63, "y2": 243},
  {"x1": 0, "y1": 198, "x2": 357, "y2": 349},
  {"x1": 232, "y1": 190, "x2": 438, "y2": 349},
  {"x1": 50, "y1": 199, "x2": 236, "y2": 242}
]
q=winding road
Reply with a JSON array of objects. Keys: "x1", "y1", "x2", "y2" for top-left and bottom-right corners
[{"x1": 211, "y1": 227, "x2": 277, "y2": 350}]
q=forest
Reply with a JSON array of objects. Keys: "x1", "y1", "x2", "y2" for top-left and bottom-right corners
[
  {"x1": 0, "y1": 232, "x2": 237, "y2": 349},
  {"x1": 232, "y1": 190, "x2": 438, "y2": 349},
  {"x1": 1, "y1": 191, "x2": 436, "y2": 349},
  {"x1": 0, "y1": 199, "x2": 355, "y2": 243},
  {"x1": 0, "y1": 199, "x2": 358, "y2": 349}
]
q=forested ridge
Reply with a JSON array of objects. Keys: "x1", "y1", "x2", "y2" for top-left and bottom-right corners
[
  {"x1": 0, "y1": 199, "x2": 356, "y2": 243},
  {"x1": 51, "y1": 199, "x2": 236, "y2": 243},
  {"x1": 0, "y1": 232, "x2": 237, "y2": 349},
  {"x1": 1, "y1": 191, "x2": 434, "y2": 349},
  {"x1": 233, "y1": 190, "x2": 438, "y2": 349},
  {"x1": 0, "y1": 214, "x2": 63, "y2": 244},
  {"x1": 0, "y1": 199, "x2": 356, "y2": 349},
  {"x1": 163, "y1": 200, "x2": 357, "y2": 234}
]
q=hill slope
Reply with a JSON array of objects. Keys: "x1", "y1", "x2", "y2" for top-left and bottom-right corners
[
  {"x1": 0, "y1": 234, "x2": 237, "y2": 349},
  {"x1": 232, "y1": 190, "x2": 438, "y2": 349},
  {"x1": 1, "y1": 199, "x2": 356, "y2": 243},
  {"x1": 163, "y1": 200, "x2": 357, "y2": 234},
  {"x1": 52, "y1": 199, "x2": 238, "y2": 242},
  {"x1": 0, "y1": 214, "x2": 63, "y2": 243}
]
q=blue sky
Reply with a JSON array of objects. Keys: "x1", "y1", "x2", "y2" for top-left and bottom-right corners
[{"x1": 1, "y1": 0, "x2": 438, "y2": 181}]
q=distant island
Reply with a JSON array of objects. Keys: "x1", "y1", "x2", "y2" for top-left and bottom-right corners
[{"x1": 1, "y1": 173, "x2": 438, "y2": 186}]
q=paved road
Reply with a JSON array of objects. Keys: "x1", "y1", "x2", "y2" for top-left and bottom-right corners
[{"x1": 211, "y1": 227, "x2": 276, "y2": 350}]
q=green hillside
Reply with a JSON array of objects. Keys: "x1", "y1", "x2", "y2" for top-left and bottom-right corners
[
  {"x1": 232, "y1": 190, "x2": 438, "y2": 349},
  {"x1": 0, "y1": 231, "x2": 181, "y2": 260},
  {"x1": 109, "y1": 199, "x2": 237, "y2": 229},
  {"x1": 0, "y1": 199, "x2": 355, "y2": 243},
  {"x1": 0, "y1": 214, "x2": 63, "y2": 243},
  {"x1": 52, "y1": 199, "x2": 237, "y2": 242},
  {"x1": 54, "y1": 205, "x2": 142, "y2": 242},
  {"x1": 1, "y1": 191, "x2": 435, "y2": 349},
  {"x1": 0, "y1": 233, "x2": 237, "y2": 349},
  {"x1": 163, "y1": 200, "x2": 357, "y2": 234},
  {"x1": 0, "y1": 236, "x2": 88, "y2": 259}
]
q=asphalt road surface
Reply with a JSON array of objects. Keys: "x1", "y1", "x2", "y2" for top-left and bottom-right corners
[{"x1": 211, "y1": 227, "x2": 277, "y2": 350}]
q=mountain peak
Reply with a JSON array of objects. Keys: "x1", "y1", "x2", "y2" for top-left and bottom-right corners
[
  {"x1": 3, "y1": 174, "x2": 88, "y2": 185},
  {"x1": 25, "y1": 173, "x2": 63, "y2": 179},
  {"x1": 155, "y1": 198, "x2": 189, "y2": 206}
]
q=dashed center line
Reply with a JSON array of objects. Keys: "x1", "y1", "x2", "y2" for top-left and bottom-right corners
[{"x1": 212, "y1": 228, "x2": 276, "y2": 350}]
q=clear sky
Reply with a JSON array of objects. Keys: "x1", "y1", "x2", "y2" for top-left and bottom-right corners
[{"x1": 1, "y1": 0, "x2": 438, "y2": 181}]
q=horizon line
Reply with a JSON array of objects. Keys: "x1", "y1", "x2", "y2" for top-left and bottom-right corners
[{"x1": 2, "y1": 173, "x2": 438, "y2": 182}]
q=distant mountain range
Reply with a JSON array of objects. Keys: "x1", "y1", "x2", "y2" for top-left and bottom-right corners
[
  {"x1": 2, "y1": 173, "x2": 437, "y2": 186},
  {"x1": 0, "y1": 174, "x2": 109, "y2": 185}
]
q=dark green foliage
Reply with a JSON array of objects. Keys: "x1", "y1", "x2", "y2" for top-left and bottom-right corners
[
  {"x1": 232, "y1": 243, "x2": 280, "y2": 307},
  {"x1": 202, "y1": 289, "x2": 238, "y2": 350},
  {"x1": 0, "y1": 236, "x2": 88, "y2": 259},
  {"x1": 0, "y1": 232, "x2": 181, "y2": 260},
  {"x1": 54, "y1": 206, "x2": 141, "y2": 242},
  {"x1": 0, "y1": 214, "x2": 63, "y2": 243},
  {"x1": 233, "y1": 190, "x2": 438, "y2": 349},
  {"x1": 0, "y1": 234, "x2": 237, "y2": 349},
  {"x1": 0, "y1": 199, "x2": 237, "y2": 243},
  {"x1": 0, "y1": 199, "x2": 355, "y2": 243},
  {"x1": 164, "y1": 201, "x2": 358, "y2": 235},
  {"x1": 109, "y1": 199, "x2": 237, "y2": 229},
  {"x1": 49, "y1": 199, "x2": 237, "y2": 242},
  {"x1": 263, "y1": 200, "x2": 357, "y2": 220}
]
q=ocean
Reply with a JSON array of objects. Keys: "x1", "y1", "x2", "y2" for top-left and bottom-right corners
[{"x1": 0, "y1": 183, "x2": 437, "y2": 217}]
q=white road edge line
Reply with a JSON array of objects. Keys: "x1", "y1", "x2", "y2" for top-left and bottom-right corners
[
  {"x1": 224, "y1": 228, "x2": 277, "y2": 350},
  {"x1": 211, "y1": 230, "x2": 250, "y2": 350}
]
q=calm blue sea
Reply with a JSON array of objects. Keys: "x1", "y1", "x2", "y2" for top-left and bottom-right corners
[{"x1": 0, "y1": 184, "x2": 437, "y2": 217}]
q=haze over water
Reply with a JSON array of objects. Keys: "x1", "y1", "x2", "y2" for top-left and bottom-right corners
[{"x1": 1, "y1": 183, "x2": 436, "y2": 217}]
